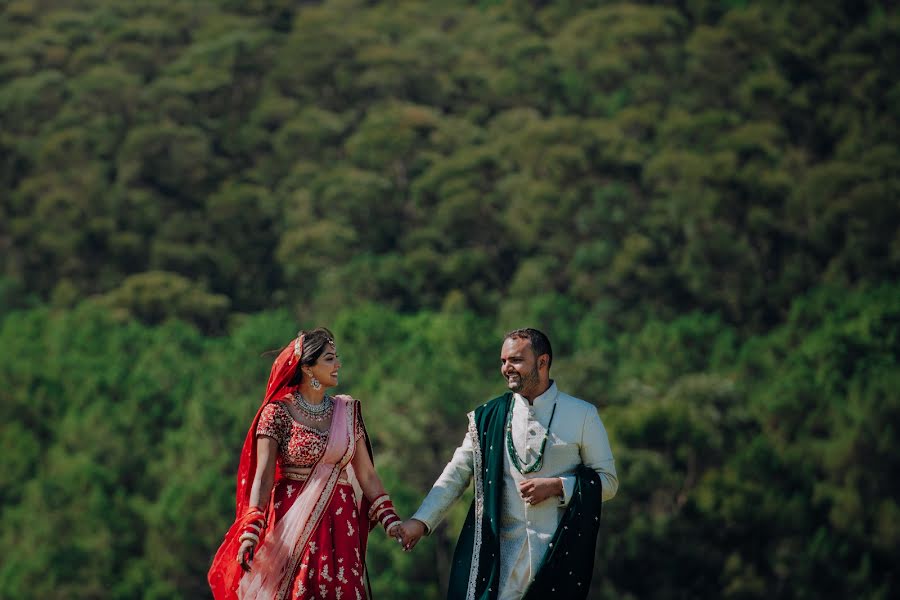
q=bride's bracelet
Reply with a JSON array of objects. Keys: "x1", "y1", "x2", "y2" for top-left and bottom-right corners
[
  {"x1": 368, "y1": 494, "x2": 390, "y2": 520},
  {"x1": 238, "y1": 507, "x2": 267, "y2": 545},
  {"x1": 369, "y1": 493, "x2": 400, "y2": 535},
  {"x1": 239, "y1": 530, "x2": 260, "y2": 545}
]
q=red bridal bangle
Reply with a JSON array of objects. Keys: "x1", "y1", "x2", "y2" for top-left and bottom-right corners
[
  {"x1": 381, "y1": 511, "x2": 401, "y2": 535},
  {"x1": 376, "y1": 501, "x2": 400, "y2": 534},
  {"x1": 238, "y1": 507, "x2": 267, "y2": 545},
  {"x1": 368, "y1": 493, "x2": 401, "y2": 536},
  {"x1": 244, "y1": 506, "x2": 265, "y2": 519},
  {"x1": 239, "y1": 531, "x2": 260, "y2": 545},
  {"x1": 243, "y1": 507, "x2": 266, "y2": 525},
  {"x1": 368, "y1": 494, "x2": 390, "y2": 521}
]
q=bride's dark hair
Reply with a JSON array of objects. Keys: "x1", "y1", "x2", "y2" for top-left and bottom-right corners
[{"x1": 287, "y1": 327, "x2": 335, "y2": 385}]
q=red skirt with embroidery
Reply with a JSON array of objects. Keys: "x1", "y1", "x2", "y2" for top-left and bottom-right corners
[{"x1": 271, "y1": 478, "x2": 368, "y2": 600}]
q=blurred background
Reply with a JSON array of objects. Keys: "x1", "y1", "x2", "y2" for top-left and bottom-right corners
[{"x1": 1, "y1": 0, "x2": 898, "y2": 598}]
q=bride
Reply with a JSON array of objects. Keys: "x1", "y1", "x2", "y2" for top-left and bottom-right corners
[{"x1": 209, "y1": 328, "x2": 401, "y2": 599}]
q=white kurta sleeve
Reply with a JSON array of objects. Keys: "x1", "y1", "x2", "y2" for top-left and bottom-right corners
[
  {"x1": 581, "y1": 405, "x2": 618, "y2": 501},
  {"x1": 411, "y1": 424, "x2": 476, "y2": 534},
  {"x1": 557, "y1": 404, "x2": 617, "y2": 506}
]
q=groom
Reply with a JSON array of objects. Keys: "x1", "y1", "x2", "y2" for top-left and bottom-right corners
[{"x1": 397, "y1": 328, "x2": 618, "y2": 599}]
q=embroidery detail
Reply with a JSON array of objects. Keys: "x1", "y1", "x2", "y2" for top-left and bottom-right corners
[
  {"x1": 337, "y1": 566, "x2": 348, "y2": 584},
  {"x1": 275, "y1": 398, "x2": 357, "y2": 600},
  {"x1": 258, "y1": 402, "x2": 330, "y2": 468},
  {"x1": 466, "y1": 411, "x2": 484, "y2": 600}
]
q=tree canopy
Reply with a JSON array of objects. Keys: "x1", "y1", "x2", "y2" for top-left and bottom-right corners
[{"x1": 1, "y1": 0, "x2": 897, "y2": 598}]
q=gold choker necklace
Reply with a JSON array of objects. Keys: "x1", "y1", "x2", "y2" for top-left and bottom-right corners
[{"x1": 292, "y1": 392, "x2": 333, "y2": 421}]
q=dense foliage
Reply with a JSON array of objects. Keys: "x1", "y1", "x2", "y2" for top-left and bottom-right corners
[{"x1": 1, "y1": 0, "x2": 897, "y2": 598}]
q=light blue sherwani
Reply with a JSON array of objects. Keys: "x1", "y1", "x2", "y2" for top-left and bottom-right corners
[{"x1": 412, "y1": 382, "x2": 618, "y2": 600}]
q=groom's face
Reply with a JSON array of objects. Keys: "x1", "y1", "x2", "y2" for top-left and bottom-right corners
[{"x1": 500, "y1": 337, "x2": 542, "y2": 397}]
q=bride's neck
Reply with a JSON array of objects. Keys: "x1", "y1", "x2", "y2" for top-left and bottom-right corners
[{"x1": 298, "y1": 385, "x2": 326, "y2": 404}]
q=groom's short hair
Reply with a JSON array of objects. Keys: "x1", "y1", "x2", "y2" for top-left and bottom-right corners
[{"x1": 504, "y1": 328, "x2": 552, "y2": 368}]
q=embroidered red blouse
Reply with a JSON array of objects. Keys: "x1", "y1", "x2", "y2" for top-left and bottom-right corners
[{"x1": 256, "y1": 400, "x2": 364, "y2": 468}]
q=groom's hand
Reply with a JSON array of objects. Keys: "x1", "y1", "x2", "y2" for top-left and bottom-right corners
[
  {"x1": 396, "y1": 519, "x2": 426, "y2": 552},
  {"x1": 519, "y1": 477, "x2": 563, "y2": 505}
]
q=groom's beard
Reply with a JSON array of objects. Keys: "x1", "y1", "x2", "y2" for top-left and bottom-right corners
[{"x1": 508, "y1": 365, "x2": 540, "y2": 395}]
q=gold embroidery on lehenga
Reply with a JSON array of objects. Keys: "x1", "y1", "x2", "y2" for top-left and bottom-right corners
[{"x1": 275, "y1": 398, "x2": 357, "y2": 600}]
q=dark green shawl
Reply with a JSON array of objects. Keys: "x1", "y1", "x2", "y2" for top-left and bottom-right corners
[{"x1": 446, "y1": 393, "x2": 604, "y2": 600}]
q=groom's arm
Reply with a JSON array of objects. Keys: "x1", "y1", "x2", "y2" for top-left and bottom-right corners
[
  {"x1": 410, "y1": 425, "x2": 476, "y2": 534},
  {"x1": 557, "y1": 404, "x2": 618, "y2": 506}
]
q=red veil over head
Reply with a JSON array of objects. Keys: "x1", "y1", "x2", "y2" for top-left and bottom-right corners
[{"x1": 208, "y1": 335, "x2": 304, "y2": 600}]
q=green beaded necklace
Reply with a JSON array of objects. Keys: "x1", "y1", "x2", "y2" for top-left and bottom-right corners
[{"x1": 506, "y1": 395, "x2": 558, "y2": 474}]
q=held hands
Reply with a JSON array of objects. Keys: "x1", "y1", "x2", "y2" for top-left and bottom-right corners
[
  {"x1": 391, "y1": 478, "x2": 563, "y2": 557},
  {"x1": 519, "y1": 477, "x2": 563, "y2": 506},
  {"x1": 394, "y1": 519, "x2": 426, "y2": 552}
]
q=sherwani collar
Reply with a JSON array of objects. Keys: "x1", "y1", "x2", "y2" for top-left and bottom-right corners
[{"x1": 513, "y1": 380, "x2": 558, "y2": 410}]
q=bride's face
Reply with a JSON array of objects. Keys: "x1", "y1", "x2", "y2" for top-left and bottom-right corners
[{"x1": 307, "y1": 343, "x2": 340, "y2": 389}]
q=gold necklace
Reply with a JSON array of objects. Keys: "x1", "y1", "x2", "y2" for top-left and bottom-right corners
[{"x1": 291, "y1": 392, "x2": 333, "y2": 422}]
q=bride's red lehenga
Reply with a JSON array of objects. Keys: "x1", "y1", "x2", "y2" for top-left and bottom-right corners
[
  {"x1": 208, "y1": 342, "x2": 376, "y2": 600},
  {"x1": 255, "y1": 403, "x2": 369, "y2": 600}
]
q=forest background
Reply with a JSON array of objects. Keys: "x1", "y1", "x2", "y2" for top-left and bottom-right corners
[{"x1": 1, "y1": 0, "x2": 898, "y2": 598}]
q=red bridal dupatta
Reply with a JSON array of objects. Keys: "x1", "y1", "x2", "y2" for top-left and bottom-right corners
[{"x1": 208, "y1": 339, "x2": 372, "y2": 600}]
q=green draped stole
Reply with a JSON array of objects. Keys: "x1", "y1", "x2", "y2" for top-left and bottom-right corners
[{"x1": 446, "y1": 393, "x2": 603, "y2": 600}]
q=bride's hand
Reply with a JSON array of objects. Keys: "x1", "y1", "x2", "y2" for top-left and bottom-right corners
[{"x1": 237, "y1": 539, "x2": 256, "y2": 572}]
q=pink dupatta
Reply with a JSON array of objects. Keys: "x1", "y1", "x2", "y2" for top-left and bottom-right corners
[{"x1": 238, "y1": 395, "x2": 357, "y2": 599}]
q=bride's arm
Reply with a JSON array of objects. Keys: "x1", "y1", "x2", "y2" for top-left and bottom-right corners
[
  {"x1": 248, "y1": 436, "x2": 278, "y2": 508},
  {"x1": 350, "y1": 438, "x2": 402, "y2": 538},
  {"x1": 237, "y1": 436, "x2": 277, "y2": 570},
  {"x1": 350, "y1": 436, "x2": 387, "y2": 501}
]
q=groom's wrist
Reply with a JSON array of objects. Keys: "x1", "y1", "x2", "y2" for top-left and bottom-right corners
[
  {"x1": 411, "y1": 516, "x2": 432, "y2": 536},
  {"x1": 557, "y1": 475, "x2": 576, "y2": 507},
  {"x1": 410, "y1": 517, "x2": 431, "y2": 535}
]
